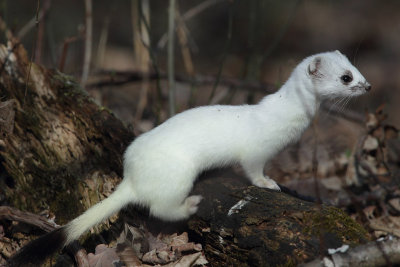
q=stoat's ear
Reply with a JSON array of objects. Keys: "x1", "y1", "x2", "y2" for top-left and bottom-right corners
[
  {"x1": 335, "y1": 50, "x2": 343, "y2": 56},
  {"x1": 308, "y1": 56, "x2": 322, "y2": 77}
]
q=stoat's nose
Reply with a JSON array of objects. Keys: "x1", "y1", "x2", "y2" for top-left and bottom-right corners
[{"x1": 364, "y1": 81, "x2": 371, "y2": 92}]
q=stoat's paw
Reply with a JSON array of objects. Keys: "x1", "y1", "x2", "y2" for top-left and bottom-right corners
[
  {"x1": 185, "y1": 195, "x2": 203, "y2": 215},
  {"x1": 253, "y1": 177, "x2": 281, "y2": 191}
]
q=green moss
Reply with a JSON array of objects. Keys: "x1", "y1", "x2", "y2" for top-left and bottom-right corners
[
  {"x1": 276, "y1": 258, "x2": 296, "y2": 267},
  {"x1": 303, "y1": 206, "x2": 369, "y2": 245},
  {"x1": 98, "y1": 105, "x2": 113, "y2": 114},
  {"x1": 52, "y1": 71, "x2": 88, "y2": 106}
]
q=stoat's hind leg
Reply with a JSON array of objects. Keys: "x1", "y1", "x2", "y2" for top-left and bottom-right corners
[{"x1": 149, "y1": 195, "x2": 203, "y2": 221}]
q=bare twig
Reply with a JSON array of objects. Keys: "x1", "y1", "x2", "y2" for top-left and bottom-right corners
[
  {"x1": 208, "y1": 0, "x2": 233, "y2": 104},
  {"x1": 16, "y1": 0, "x2": 52, "y2": 39},
  {"x1": 167, "y1": 0, "x2": 176, "y2": 116},
  {"x1": 311, "y1": 121, "x2": 322, "y2": 205},
  {"x1": 0, "y1": 16, "x2": 13, "y2": 41},
  {"x1": 58, "y1": 36, "x2": 79, "y2": 72},
  {"x1": 0, "y1": 206, "x2": 58, "y2": 233},
  {"x1": 34, "y1": 0, "x2": 51, "y2": 65},
  {"x1": 311, "y1": 116, "x2": 326, "y2": 257},
  {"x1": 157, "y1": 0, "x2": 226, "y2": 49},
  {"x1": 1, "y1": 206, "x2": 91, "y2": 265},
  {"x1": 132, "y1": 0, "x2": 151, "y2": 122},
  {"x1": 175, "y1": 5, "x2": 197, "y2": 107},
  {"x1": 260, "y1": 0, "x2": 301, "y2": 64},
  {"x1": 95, "y1": 18, "x2": 109, "y2": 68},
  {"x1": 35, "y1": 17, "x2": 44, "y2": 65},
  {"x1": 88, "y1": 69, "x2": 276, "y2": 93},
  {"x1": 24, "y1": 0, "x2": 41, "y2": 105},
  {"x1": 175, "y1": 8, "x2": 194, "y2": 77},
  {"x1": 81, "y1": 0, "x2": 93, "y2": 88},
  {"x1": 136, "y1": 2, "x2": 163, "y2": 122}
]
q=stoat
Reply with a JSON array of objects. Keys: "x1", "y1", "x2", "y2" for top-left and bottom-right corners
[{"x1": 8, "y1": 50, "x2": 371, "y2": 266}]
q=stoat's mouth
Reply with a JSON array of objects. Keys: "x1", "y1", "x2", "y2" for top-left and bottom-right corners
[{"x1": 350, "y1": 81, "x2": 371, "y2": 94}]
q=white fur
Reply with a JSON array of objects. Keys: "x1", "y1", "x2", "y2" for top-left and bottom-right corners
[{"x1": 64, "y1": 51, "x2": 370, "y2": 244}]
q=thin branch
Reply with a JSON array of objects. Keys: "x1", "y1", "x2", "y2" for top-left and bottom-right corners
[
  {"x1": 167, "y1": 0, "x2": 176, "y2": 116},
  {"x1": 95, "y1": 18, "x2": 109, "y2": 68},
  {"x1": 175, "y1": 8, "x2": 194, "y2": 77},
  {"x1": 24, "y1": 0, "x2": 41, "y2": 105},
  {"x1": 16, "y1": 0, "x2": 52, "y2": 40},
  {"x1": 157, "y1": 0, "x2": 226, "y2": 49},
  {"x1": 0, "y1": 16, "x2": 13, "y2": 41},
  {"x1": 260, "y1": 0, "x2": 301, "y2": 64},
  {"x1": 208, "y1": 0, "x2": 233, "y2": 104},
  {"x1": 311, "y1": 115, "x2": 326, "y2": 257},
  {"x1": 88, "y1": 69, "x2": 276, "y2": 93},
  {"x1": 58, "y1": 36, "x2": 79, "y2": 72},
  {"x1": 0, "y1": 206, "x2": 58, "y2": 233},
  {"x1": 34, "y1": 0, "x2": 51, "y2": 65},
  {"x1": 81, "y1": 0, "x2": 92, "y2": 88},
  {"x1": 136, "y1": 1, "x2": 163, "y2": 122},
  {"x1": 1, "y1": 206, "x2": 90, "y2": 266},
  {"x1": 175, "y1": 4, "x2": 197, "y2": 108},
  {"x1": 132, "y1": 0, "x2": 151, "y2": 122}
]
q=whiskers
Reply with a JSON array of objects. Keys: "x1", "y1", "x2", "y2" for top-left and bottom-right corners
[{"x1": 324, "y1": 94, "x2": 355, "y2": 118}]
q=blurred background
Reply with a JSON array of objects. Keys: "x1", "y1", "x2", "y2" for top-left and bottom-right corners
[{"x1": 2, "y1": 0, "x2": 399, "y2": 186}]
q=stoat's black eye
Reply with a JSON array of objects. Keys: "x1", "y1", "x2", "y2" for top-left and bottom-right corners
[{"x1": 341, "y1": 74, "x2": 353, "y2": 84}]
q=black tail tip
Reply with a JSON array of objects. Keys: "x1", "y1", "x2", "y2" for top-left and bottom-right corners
[{"x1": 7, "y1": 227, "x2": 67, "y2": 267}]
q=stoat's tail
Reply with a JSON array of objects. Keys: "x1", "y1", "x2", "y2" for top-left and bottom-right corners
[
  {"x1": 7, "y1": 182, "x2": 135, "y2": 266},
  {"x1": 64, "y1": 182, "x2": 135, "y2": 245}
]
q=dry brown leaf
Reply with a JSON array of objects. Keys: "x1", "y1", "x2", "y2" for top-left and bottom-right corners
[
  {"x1": 116, "y1": 243, "x2": 142, "y2": 267},
  {"x1": 147, "y1": 232, "x2": 169, "y2": 252},
  {"x1": 320, "y1": 176, "x2": 343, "y2": 191},
  {"x1": 368, "y1": 218, "x2": 400, "y2": 238},
  {"x1": 87, "y1": 244, "x2": 120, "y2": 267},
  {"x1": 366, "y1": 113, "x2": 378, "y2": 129},
  {"x1": 142, "y1": 248, "x2": 177, "y2": 265},
  {"x1": 363, "y1": 135, "x2": 379, "y2": 151},
  {"x1": 363, "y1": 206, "x2": 376, "y2": 220},
  {"x1": 388, "y1": 198, "x2": 400, "y2": 212}
]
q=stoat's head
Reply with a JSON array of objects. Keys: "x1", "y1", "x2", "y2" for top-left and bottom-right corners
[{"x1": 306, "y1": 50, "x2": 371, "y2": 99}]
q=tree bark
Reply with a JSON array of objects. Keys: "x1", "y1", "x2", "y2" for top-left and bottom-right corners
[{"x1": 0, "y1": 42, "x2": 370, "y2": 266}]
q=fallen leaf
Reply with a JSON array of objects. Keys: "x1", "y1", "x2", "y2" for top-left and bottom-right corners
[
  {"x1": 88, "y1": 244, "x2": 120, "y2": 267},
  {"x1": 116, "y1": 243, "x2": 142, "y2": 267}
]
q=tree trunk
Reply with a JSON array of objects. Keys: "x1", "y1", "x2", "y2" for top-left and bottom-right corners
[{"x1": 0, "y1": 41, "x2": 369, "y2": 266}]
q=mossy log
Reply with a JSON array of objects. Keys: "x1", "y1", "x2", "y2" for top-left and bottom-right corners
[
  {"x1": 187, "y1": 173, "x2": 369, "y2": 266},
  {"x1": 0, "y1": 42, "x2": 369, "y2": 266}
]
